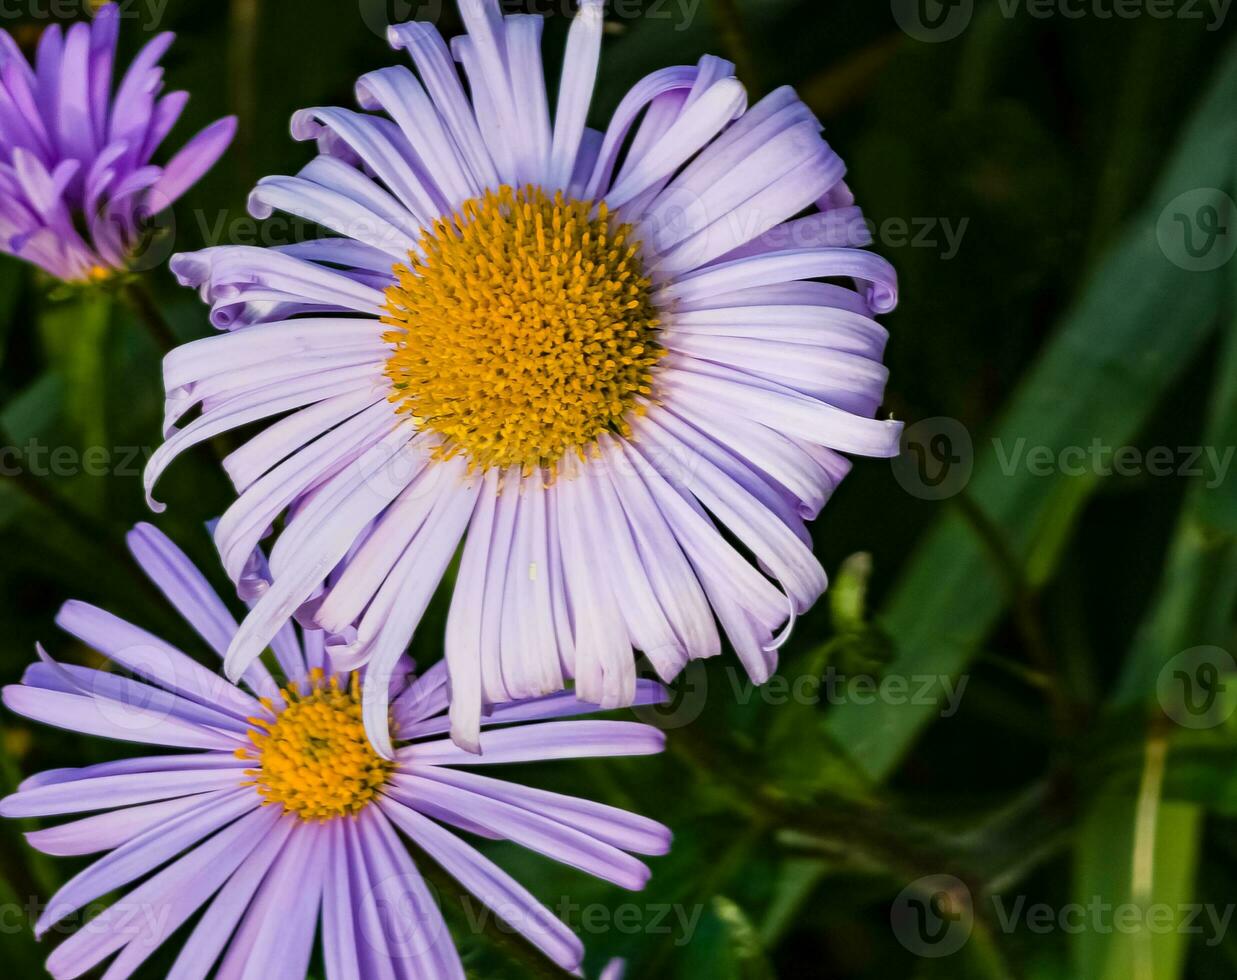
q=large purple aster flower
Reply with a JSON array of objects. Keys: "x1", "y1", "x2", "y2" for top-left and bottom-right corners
[
  {"x1": 0, "y1": 3, "x2": 235, "y2": 283},
  {"x1": 145, "y1": 0, "x2": 902, "y2": 753},
  {"x1": 0, "y1": 523, "x2": 670, "y2": 979}
]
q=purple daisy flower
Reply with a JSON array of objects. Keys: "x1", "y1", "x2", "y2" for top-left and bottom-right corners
[
  {"x1": 144, "y1": 0, "x2": 902, "y2": 754},
  {"x1": 0, "y1": 3, "x2": 235, "y2": 283},
  {"x1": 0, "y1": 522, "x2": 671, "y2": 979}
]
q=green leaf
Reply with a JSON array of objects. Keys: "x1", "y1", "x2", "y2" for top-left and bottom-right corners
[
  {"x1": 825, "y1": 35, "x2": 1237, "y2": 780},
  {"x1": 1070, "y1": 187, "x2": 1237, "y2": 980},
  {"x1": 1162, "y1": 731, "x2": 1237, "y2": 814},
  {"x1": 0, "y1": 372, "x2": 63, "y2": 448},
  {"x1": 0, "y1": 872, "x2": 44, "y2": 975},
  {"x1": 758, "y1": 859, "x2": 828, "y2": 947},
  {"x1": 910, "y1": 923, "x2": 1015, "y2": 980},
  {"x1": 1114, "y1": 295, "x2": 1237, "y2": 702},
  {"x1": 1072, "y1": 791, "x2": 1202, "y2": 980},
  {"x1": 712, "y1": 896, "x2": 778, "y2": 980}
]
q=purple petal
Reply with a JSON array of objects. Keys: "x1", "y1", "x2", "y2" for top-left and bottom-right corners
[
  {"x1": 0, "y1": 767, "x2": 246, "y2": 818},
  {"x1": 321, "y1": 821, "x2": 363, "y2": 980},
  {"x1": 25, "y1": 791, "x2": 227, "y2": 857},
  {"x1": 165, "y1": 814, "x2": 297, "y2": 980},
  {"x1": 379, "y1": 794, "x2": 584, "y2": 971},
  {"x1": 406, "y1": 764, "x2": 671, "y2": 856},
  {"x1": 548, "y1": 0, "x2": 603, "y2": 189},
  {"x1": 386, "y1": 773, "x2": 652, "y2": 891},
  {"x1": 397, "y1": 679, "x2": 668, "y2": 739},
  {"x1": 55, "y1": 598, "x2": 259, "y2": 720},
  {"x1": 214, "y1": 820, "x2": 324, "y2": 980},
  {"x1": 352, "y1": 806, "x2": 465, "y2": 978},
  {"x1": 45, "y1": 803, "x2": 281, "y2": 980},
  {"x1": 35, "y1": 788, "x2": 256, "y2": 937},
  {"x1": 2, "y1": 683, "x2": 241, "y2": 753},
  {"x1": 402, "y1": 720, "x2": 665, "y2": 767},
  {"x1": 147, "y1": 115, "x2": 236, "y2": 209},
  {"x1": 17, "y1": 750, "x2": 245, "y2": 791}
]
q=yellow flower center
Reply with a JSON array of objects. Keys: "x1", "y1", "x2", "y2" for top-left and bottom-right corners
[
  {"x1": 382, "y1": 185, "x2": 664, "y2": 472},
  {"x1": 239, "y1": 670, "x2": 391, "y2": 821},
  {"x1": 71, "y1": 264, "x2": 113, "y2": 286}
]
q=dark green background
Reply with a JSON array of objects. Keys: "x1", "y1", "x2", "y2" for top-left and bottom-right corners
[{"x1": 1, "y1": 0, "x2": 1236, "y2": 977}]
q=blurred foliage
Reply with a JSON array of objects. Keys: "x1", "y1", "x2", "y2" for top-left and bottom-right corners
[{"x1": 0, "y1": 1, "x2": 1235, "y2": 978}]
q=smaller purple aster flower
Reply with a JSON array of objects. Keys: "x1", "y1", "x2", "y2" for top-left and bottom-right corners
[
  {"x1": 0, "y1": 3, "x2": 235, "y2": 283},
  {"x1": 0, "y1": 522, "x2": 671, "y2": 979}
]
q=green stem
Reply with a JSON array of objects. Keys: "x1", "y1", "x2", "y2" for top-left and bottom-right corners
[
  {"x1": 670, "y1": 723, "x2": 980, "y2": 887},
  {"x1": 229, "y1": 0, "x2": 260, "y2": 181},
  {"x1": 123, "y1": 280, "x2": 177, "y2": 355},
  {"x1": 953, "y1": 491, "x2": 1079, "y2": 737},
  {"x1": 711, "y1": 0, "x2": 763, "y2": 96}
]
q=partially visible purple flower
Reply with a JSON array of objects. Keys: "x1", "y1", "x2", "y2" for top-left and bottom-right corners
[
  {"x1": 0, "y1": 523, "x2": 671, "y2": 979},
  {"x1": 0, "y1": 3, "x2": 235, "y2": 283}
]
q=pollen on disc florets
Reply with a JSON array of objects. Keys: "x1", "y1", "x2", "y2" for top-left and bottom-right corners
[
  {"x1": 239, "y1": 669, "x2": 392, "y2": 821},
  {"x1": 382, "y1": 184, "x2": 664, "y2": 473}
]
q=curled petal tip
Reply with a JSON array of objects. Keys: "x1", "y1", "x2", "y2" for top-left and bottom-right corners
[
  {"x1": 764, "y1": 589, "x2": 798, "y2": 653},
  {"x1": 449, "y1": 727, "x2": 482, "y2": 756},
  {"x1": 222, "y1": 649, "x2": 249, "y2": 684},
  {"x1": 364, "y1": 716, "x2": 394, "y2": 762}
]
